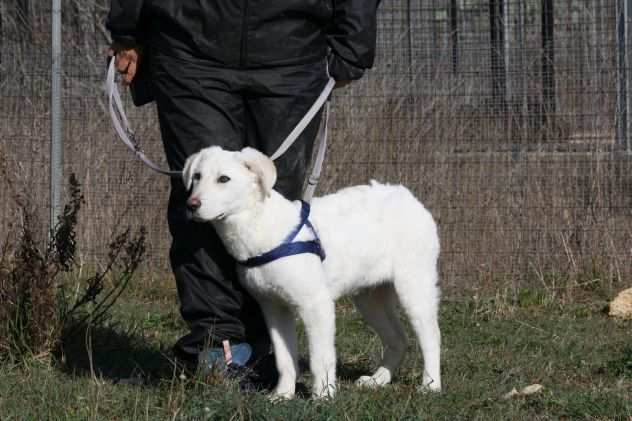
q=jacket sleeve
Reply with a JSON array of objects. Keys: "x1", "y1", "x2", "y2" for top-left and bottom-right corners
[
  {"x1": 327, "y1": 0, "x2": 382, "y2": 81},
  {"x1": 106, "y1": 0, "x2": 146, "y2": 44}
]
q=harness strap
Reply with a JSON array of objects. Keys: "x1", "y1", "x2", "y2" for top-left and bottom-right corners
[
  {"x1": 281, "y1": 198, "x2": 311, "y2": 243},
  {"x1": 238, "y1": 200, "x2": 325, "y2": 267},
  {"x1": 106, "y1": 58, "x2": 335, "y2": 201},
  {"x1": 238, "y1": 240, "x2": 325, "y2": 268}
]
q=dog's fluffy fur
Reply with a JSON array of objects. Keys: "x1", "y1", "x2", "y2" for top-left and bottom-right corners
[{"x1": 184, "y1": 146, "x2": 441, "y2": 399}]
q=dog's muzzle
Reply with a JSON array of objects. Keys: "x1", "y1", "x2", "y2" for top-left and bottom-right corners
[
  {"x1": 186, "y1": 196, "x2": 201, "y2": 212},
  {"x1": 185, "y1": 196, "x2": 201, "y2": 220}
]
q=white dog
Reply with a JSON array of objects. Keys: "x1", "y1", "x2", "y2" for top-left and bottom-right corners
[{"x1": 183, "y1": 146, "x2": 441, "y2": 399}]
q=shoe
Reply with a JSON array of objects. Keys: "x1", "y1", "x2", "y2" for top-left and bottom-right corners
[
  {"x1": 226, "y1": 352, "x2": 279, "y2": 392},
  {"x1": 198, "y1": 342, "x2": 278, "y2": 392},
  {"x1": 224, "y1": 363, "x2": 261, "y2": 392},
  {"x1": 199, "y1": 342, "x2": 253, "y2": 370}
]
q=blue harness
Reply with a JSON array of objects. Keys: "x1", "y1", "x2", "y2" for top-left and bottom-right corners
[{"x1": 238, "y1": 201, "x2": 326, "y2": 268}]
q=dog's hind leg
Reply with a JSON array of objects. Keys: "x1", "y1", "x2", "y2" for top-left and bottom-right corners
[
  {"x1": 353, "y1": 285, "x2": 408, "y2": 388},
  {"x1": 393, "y1": 264, "x2": 441, "y2": 392},
  {"x1": 257, "y1": 297, "x2": 299, "y2": 400}
]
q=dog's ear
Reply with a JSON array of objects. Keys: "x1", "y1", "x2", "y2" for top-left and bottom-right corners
[
  {"x1": 240, "y1": 147, "x2": 277, "y2": 197},
  {"x1": 182, "y1": 152, "x2": 203, "y2": 192}
]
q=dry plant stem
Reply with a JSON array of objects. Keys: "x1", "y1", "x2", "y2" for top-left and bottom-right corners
[
  {"x1": 0, "y1": 156, "x2": 147, "y2": 361},
  {"x1": 85, "y1": 321, "x2": 102, "y2": 421}
]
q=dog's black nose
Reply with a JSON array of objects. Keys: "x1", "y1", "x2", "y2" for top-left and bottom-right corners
[{"x1": 187, "y1": 197, "x2": 201, "y2": 212}]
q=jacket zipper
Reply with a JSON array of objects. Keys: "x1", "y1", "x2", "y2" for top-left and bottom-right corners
[{"x1": 240, "y1": 0, "x2": 249, "y2": 67}]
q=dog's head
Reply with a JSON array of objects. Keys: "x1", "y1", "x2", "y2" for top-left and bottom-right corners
[{"x1": 182, "y1": 146, "x2": 277, "y2": 222}]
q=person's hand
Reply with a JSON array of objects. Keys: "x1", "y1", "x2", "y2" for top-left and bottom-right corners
[{"x1": 107, "y1": 41, "x2": 141, "y2": 85}]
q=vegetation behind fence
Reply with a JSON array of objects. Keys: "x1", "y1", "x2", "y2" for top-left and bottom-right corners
[{"x1": 1, "y1": 0, "x2": 630, "y2": 294}]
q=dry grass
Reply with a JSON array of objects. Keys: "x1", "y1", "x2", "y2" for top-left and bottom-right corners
[{"x1": 0, "y1": 0, "x2": 631, "y2": 298}]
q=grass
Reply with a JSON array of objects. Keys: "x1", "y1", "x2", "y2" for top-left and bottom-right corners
[
  {"x1": 1, "y1": 278, "x2": 631, "y2": 420},
  {"x1": 1, "y1": 5, "x2": 630, "y2": 419}
]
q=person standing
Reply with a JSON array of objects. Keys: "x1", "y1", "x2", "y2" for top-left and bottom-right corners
[{"x1": 106, "y1": 0, "x2": 381, "y2": 386}]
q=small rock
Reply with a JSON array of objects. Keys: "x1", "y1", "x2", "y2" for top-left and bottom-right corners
[
  {"x1": 502, "y1": 388, "x2": 519, "y2": 400},
  {"x1": 520, "y1": 384, "x2": 544, "y2": 395},
  {"x1": 502, "y1": 384, "x2": 544, "y2": 400},
  {"x1": 609, "y1": 288, "x2": 632, "y2": 320}
]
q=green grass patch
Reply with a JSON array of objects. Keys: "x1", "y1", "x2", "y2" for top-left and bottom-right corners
[{"x1": 1, "y1": 287, "x2": 632, "y2": 420}]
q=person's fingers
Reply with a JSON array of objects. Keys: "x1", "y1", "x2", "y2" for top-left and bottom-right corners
[
  {"x1": 123, "y1": 60, "x2": 137, "y2": 85},
  {"x1": 116, "y1": 54, "x2": 130, "y2": 73},
  {"x1": 107, "y1": 45, "x2": 140, "y2": 83}
]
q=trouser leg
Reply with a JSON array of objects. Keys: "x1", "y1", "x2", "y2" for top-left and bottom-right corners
[
  {"x1": 244, "y1": 60, "x2": 329, "y2": 200},
  {"x1": 151, "y1": 54, "x2": 328, "y2": 364},
  {"x1": 151, "y1": 55, "x2": 269, "y2": 363}
]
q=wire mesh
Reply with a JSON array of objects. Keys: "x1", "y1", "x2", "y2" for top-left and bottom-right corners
[{"x1": 1, "y1": 0, "x2": 630, "y2": 291}]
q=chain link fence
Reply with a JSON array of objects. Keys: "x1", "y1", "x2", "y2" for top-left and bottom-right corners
[{"x1": 1, "y1": 0, "x2": 631, "y2": 292}]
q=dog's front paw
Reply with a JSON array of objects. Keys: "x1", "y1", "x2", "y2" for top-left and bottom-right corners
[
  {"x1": 417, "y1": 379, "x2": 441, "y2": 393},
  {"x1": 311, "y1": 383, "x2": 336, "y2": 400}
]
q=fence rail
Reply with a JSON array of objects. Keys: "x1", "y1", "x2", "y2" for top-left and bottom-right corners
[{"x1": 1, "y1": 0, "x2": 630, "y2": 292}]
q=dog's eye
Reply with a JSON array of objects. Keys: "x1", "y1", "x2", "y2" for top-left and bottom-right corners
[
  {"x1": 217, "y1": 175, "x2": 231, "y2": 184},
  {"x1": 193, "y1": 172, "x2": 201, "y2": 181}
]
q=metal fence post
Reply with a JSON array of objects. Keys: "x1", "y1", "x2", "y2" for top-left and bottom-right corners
[
  {"x1": 626, "y1": 0, "x2": 632, "y2": 151},
  {"x1": 616, "y1": 0, "x2": 626, "y2": 150},
  {"x1": 616, "y1": 0, "x2": 632, "y2": 151},
  {"x1": 503, "y1": 0, "x2": 512, "y2": 105},
  {"x1": 517, "y1": 0, "x2": 525, "y2": 107},
  {"x1": 407, "y1": 0, "x2": 414, "y2": 83},
  {"x1": 430, "y1": 0, "x2": 438, "y2": 65},
  {"x1": 51, "y1": 0, "x2": 62, "y2": 232},
  {"x1": 449, "y1": 0, "x2": 458, "y2": 74},
  {"x1": 541, "y1": 0, "x2": 555, "y2": 118},
  {"x1": 490, "y1": 0, "x2": 507, "y2": 112}
]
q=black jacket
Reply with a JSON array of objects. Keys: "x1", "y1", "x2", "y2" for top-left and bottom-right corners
[{"x1": 107, "y1": 0, "x2": 381, "y2": 81}]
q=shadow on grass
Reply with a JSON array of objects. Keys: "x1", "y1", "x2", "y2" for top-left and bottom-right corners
[
  {"x1": 55, "y1": 322, "x2": 379, "y2": 394},
  {"x1": 287, "y1": 360, "x2": 374, "y2": 399},
  {"x1": 337, "y1": 361, "x2": 374, "y2": 383},
  {"x1": 55, "y1": 323, "x2": 178, "y2": 386},
  {"x1": 298, "y1": 356, "x2": 372, "y2": 383}
]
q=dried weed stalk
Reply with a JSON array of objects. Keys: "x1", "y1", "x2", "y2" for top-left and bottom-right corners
[{"x1": 0, "y1": 147, "x2": 146, "y2": 361}]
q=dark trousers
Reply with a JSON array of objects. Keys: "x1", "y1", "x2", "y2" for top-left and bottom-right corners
[{"x1": 149, "y1": 52, "x2": 328, "y2": 363}]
